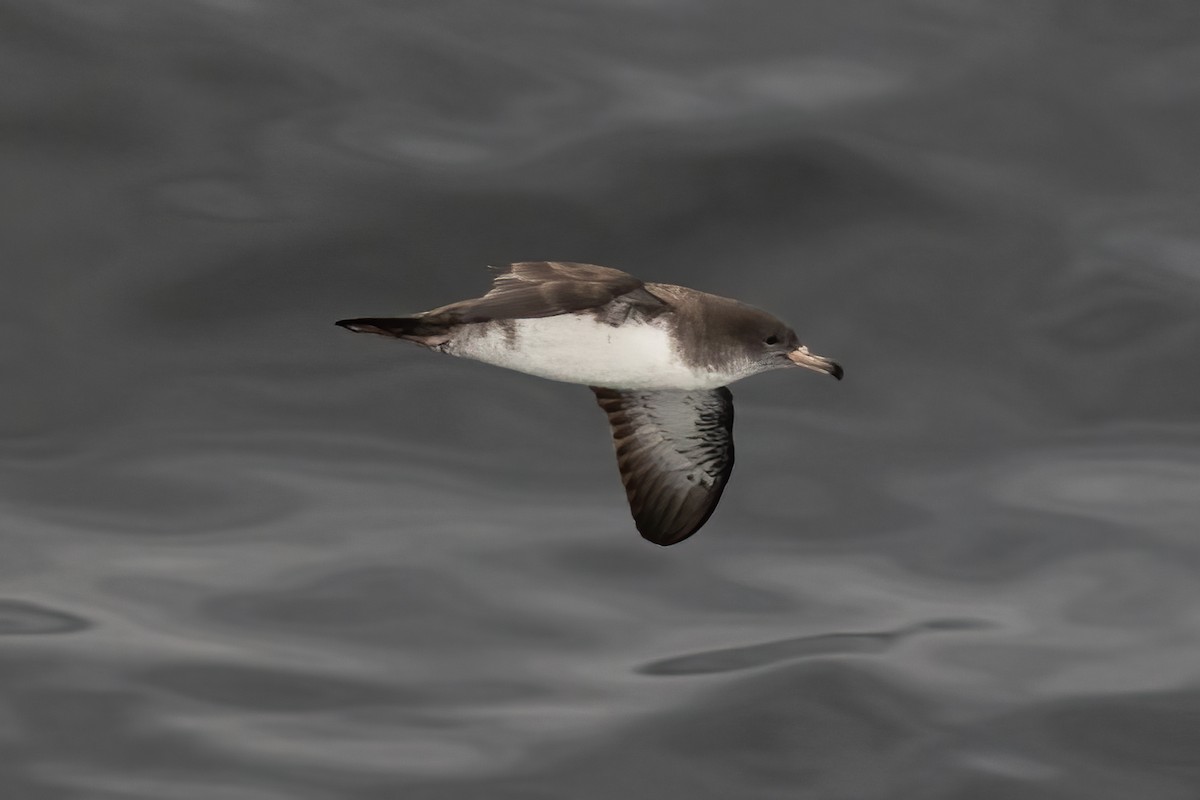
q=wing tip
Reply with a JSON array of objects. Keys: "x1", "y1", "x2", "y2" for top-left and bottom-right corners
[
  {"x1": 635, "y1": 508, "x2": 709, "y2": 546},
  {"x1": 640, "y1": 528, "x2": 701, "y2": 547}
]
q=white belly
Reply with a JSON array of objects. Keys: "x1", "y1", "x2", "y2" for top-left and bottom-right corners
[{"x1": 448, "y1": 315, "x2": 731, "y2": 390}]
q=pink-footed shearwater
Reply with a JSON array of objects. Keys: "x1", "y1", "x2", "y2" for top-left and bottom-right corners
[{"x1": 337, "y1": 261, "x2": 842, "y2": 546}]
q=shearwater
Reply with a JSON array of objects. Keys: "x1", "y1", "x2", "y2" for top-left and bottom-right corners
[{"x1": 337, "y1": 261, "x2": 842, "y2": 546}]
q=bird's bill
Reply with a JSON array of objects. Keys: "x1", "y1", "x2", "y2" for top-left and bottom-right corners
[{"x1": 787, "y1": 345, "x2": 843, "y2": 380}]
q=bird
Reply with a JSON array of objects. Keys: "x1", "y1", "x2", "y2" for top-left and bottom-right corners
[{"x1": 336, "y1": 261, "x2": 842, "y2": 546}]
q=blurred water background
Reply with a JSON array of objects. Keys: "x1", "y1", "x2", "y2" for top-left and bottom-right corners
[{"x1": 3, "y1": 1, "x2": 1200, "y2": 797}]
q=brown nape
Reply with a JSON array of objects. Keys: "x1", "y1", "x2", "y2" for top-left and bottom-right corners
[{"x1": 647, "y1": 284, "x2": 792, "y2": 370}]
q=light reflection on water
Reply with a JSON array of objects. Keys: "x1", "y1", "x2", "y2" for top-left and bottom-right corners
[{"x1": 4, "y1": 0, "x2": 1200, "y2": 797}]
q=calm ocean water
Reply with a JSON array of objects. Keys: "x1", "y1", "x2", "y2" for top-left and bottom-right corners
[{"x1": 4, "y1": 1, "x2": 1200, "y2": 797}]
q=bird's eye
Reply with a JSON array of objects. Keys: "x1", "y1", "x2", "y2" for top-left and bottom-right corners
[{"x1": 764, "y1": 335, "x2": 779, "y2": 345}]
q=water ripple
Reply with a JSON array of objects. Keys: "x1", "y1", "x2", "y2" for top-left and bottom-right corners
[
  {"x1": 0, "y1": 599, "x2": 93, "y2": 635},
  {"x1": 638, "y1": 618, "x2": 993, "y2": 676}
]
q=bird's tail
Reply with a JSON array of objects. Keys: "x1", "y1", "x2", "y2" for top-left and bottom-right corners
[{"x1": 335, "y1": 316, "x2": 449, "y2": 342}]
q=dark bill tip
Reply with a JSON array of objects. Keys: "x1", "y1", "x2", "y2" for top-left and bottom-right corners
[{"x1": 787, "y1": 346, "x2": 843, "y2": 380}]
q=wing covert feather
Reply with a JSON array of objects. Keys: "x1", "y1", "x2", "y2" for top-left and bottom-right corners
[
  {"x1": 592, "y1": 387, "x2": 735, "y2": 546},
  {"x1": 428, "y1": 262, "x2": 664, "y2": 323}
]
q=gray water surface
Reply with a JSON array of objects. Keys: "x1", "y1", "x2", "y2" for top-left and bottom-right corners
[{"x1": 4, "y1": 2, "x2": 1200, "y2": 798}]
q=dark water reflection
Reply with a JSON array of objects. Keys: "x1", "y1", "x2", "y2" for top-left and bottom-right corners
[
  {"x1": 4, "y1": 0, "x2": 1200, "y2": 797},
  {"x1": 0, "y1": 600, "x2": 92, "y2": 635},
  {"x1": 638, "y1": 618, "x2": 993, "y2": 676}
]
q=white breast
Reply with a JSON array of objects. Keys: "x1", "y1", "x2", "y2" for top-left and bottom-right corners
[{"x1": 447, "y1": 315, "x2": 737, "y2": 390}]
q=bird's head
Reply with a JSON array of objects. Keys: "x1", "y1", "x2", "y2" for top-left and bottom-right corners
[{"x1": 749, "y1": 319, "x2": 843, "y2": 380}]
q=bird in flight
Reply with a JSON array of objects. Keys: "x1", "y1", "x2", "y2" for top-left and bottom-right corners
[{"x1": 337, "y1": 261, "x2": 842, "y2": 546}]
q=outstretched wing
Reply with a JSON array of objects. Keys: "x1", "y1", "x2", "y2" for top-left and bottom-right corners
[
  {"x1": 592, "y1": 386, "x2": 735, "y2": 546},
  {"x1": 427, "y1": 262, "x2": 665, "y2": 324}
]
